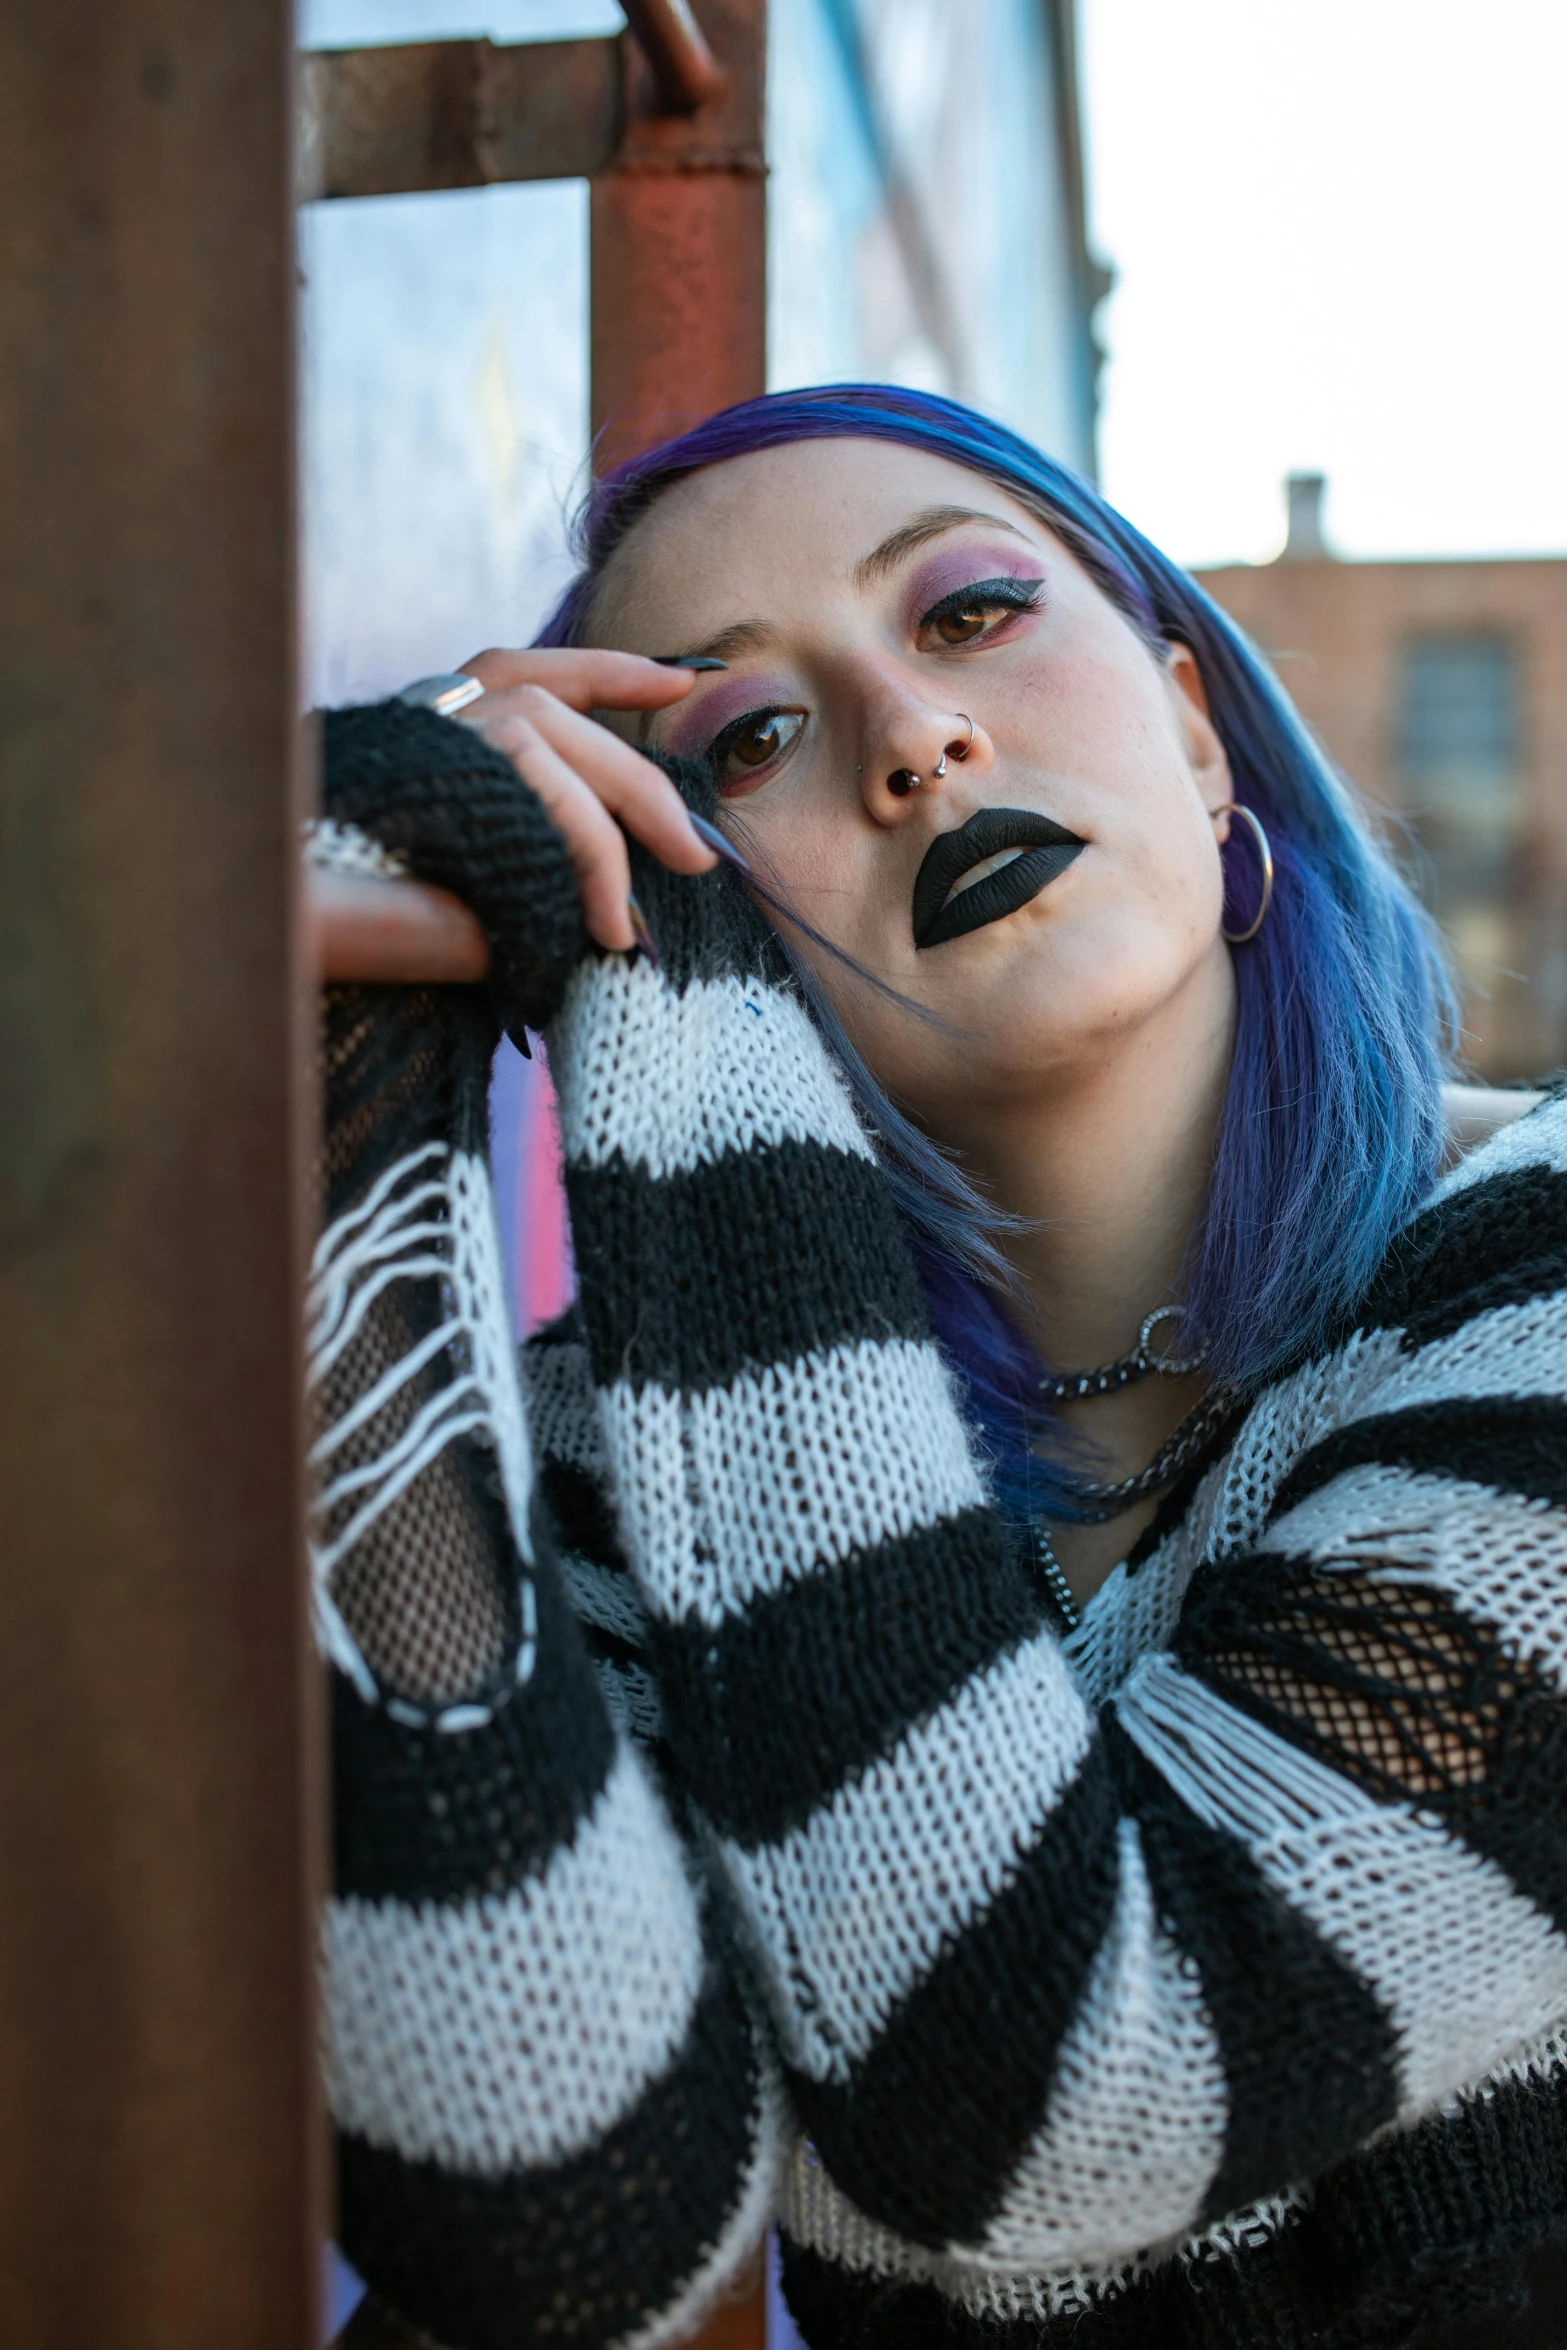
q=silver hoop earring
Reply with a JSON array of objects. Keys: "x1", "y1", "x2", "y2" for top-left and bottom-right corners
[
  {"x1": 1215, "y1": 802, "x2": 1274, "y2": 944},
  {"x1": 951, "y1": 713, "x2": 976, "y2": 761},
  {"x1": 887, "y1": 768, "x2": 921, "y2": 798}
]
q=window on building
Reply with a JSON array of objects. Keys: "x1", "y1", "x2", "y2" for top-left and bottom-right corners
[
  {"x1": 1398, "y1": 634, "x2": 1520, "y2": 784},
  {"x1": 1396, "y1": 632, "x2": 1523, "y2": 922}
]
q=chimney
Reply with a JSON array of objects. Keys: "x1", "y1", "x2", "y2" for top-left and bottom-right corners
[{"x1": 1280, "y1": 471, "x2": 1330, "y2": 561}]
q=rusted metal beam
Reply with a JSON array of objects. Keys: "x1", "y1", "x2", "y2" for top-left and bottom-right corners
[
  {"x1": 620, "y1": 0, "x2": 726, "y2": 112},
  {"x1": 296, "y1": 3, "x2": 729, "y2": 204},
  {"x1": 590, "y1": 0, "x2": 767, "y2": 470},
  {"x1": 310, "y1": 870, "x2": 489, "y2": 984},
  {"x1": 298, "y1": 36, "x2": 623, "y2": 202},
  {"x1": 0, "y1": 3, "x2": 320, "y2": 2346}
]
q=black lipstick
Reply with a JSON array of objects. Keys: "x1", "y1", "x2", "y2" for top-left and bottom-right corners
[{"x1": 911, "y1": 808, "x2": 1086, "y2": 950}]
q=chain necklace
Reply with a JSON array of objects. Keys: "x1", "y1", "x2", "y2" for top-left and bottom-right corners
[
  {"x1": 1048, "y1": 1383, "x2": 1238, "y2": 1524},
  {"x1": 1028, "y1": 1302, "x2": 1234, "y2": 1629},
  {"x1": 1037, "y1": 1302, "x2": 1206, "y2": 1401},
  {"x1": 1028, "y1": 1527, "x2": 1084, "y2": 1629}
]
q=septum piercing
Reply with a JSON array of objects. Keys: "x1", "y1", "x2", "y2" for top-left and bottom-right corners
[{"x1": 871, "y1": 717, "x2": 975, "y2": 798}]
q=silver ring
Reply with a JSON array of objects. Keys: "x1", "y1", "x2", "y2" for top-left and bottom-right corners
[
  {"x1": 1135, "y1": 1304, "x2": 1206, "y2": 1378},
  {"x1": 932, "y1": 750, "x2": 948, "y2": 779},
  {"x1": 397, "y1": 672, "x2": 485, "y2": 718},
  {"x1": 952, "y1": 712, "x2": 976, "y2": 761}
]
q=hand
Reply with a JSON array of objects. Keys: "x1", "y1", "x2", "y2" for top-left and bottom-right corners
[{"x1": 453, "y1": 647, "x2": 716, "y2": 952}]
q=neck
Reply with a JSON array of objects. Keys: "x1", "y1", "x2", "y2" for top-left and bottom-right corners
[
  {"x1": 931, "y1": 950, "x2": 1236, "y2": 1611},
  {"x1": 953, "y1": 958, "x2": 1235, "y2": 1369}
]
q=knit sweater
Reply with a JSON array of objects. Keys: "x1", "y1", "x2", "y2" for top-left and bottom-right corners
[{"x1": 314, "y1": 700, "x2": 1567, "y2": 2350}]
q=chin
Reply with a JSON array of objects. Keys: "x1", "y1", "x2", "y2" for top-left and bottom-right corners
[{"x1": 938, "y1": 920, "x2": 1189, "y2": 1055}]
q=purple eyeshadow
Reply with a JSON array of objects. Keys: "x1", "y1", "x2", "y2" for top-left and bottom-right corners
[
  {"x1": 902, "y1": 540, "x2": 1046, "y2": 626},
  {"x1": 659, "y1": 676, "x2": 798, "y2": 759},
  {"x1": 653, "y1": 536, "x2": 1043, "y2": 759}
]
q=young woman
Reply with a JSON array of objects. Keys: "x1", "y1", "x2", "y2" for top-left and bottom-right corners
[{"x1": 311, "y1": 386, "x2": 1567, "y2": 2350}]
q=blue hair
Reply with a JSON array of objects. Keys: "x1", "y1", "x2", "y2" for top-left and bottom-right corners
[{"x1": 537, "y1": 384, "x2": 1457, "y2": 1519}]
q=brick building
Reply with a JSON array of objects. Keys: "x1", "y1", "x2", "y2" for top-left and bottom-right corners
[{"x1": 1196, "y1": 478, "x2": 1567, "y2": 1081}]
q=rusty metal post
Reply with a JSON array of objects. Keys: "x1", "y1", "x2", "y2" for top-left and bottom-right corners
[
  {"x1": 0, "y1": 5, "x2": 320, "y2": 2347},
  {"x1": 591, "y1": 28, "x2": 770, "y2": 2337},
  {"x1": 590, "y1": 0, "x2": 767, "y2": 471}
]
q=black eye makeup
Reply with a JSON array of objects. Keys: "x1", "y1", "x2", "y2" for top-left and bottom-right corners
[
  {"x1": 689, "y1": 565, "x2": 1044, "y2": 797},
  {"x1": 917, "y1": 575, "x2": 1045, "y2": 648},
  {"x1": 708, "y1": 705, "x2": 807, "y2": 794}
]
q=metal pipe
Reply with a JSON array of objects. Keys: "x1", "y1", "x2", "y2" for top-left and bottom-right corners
[
  {"x1": 310, "y1": 870, "x2": 489, "y2": 983},
  {"x1": 296, "y1": 2, "x2": 721, "y2": 203},
  {"x1": 590, "y1": 0, "x2": 766, "y2": 471},
  {"x1": 298, "y1": 36, "x2": 622, "y2": 202},
  {"x1": 618, "y1": 0, "x2": 726, "y2": 112}
]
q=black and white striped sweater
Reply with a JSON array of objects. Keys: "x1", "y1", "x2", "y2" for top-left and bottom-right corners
[{"x1": 316, "y1": 701, "x2": 1567, "y2": 2350}]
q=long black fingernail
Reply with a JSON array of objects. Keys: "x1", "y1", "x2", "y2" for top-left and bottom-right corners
[
  {"x1": 651, "y1": 655, "x2": 729, "y2": 670},
  {"x1": 626, "y1": 893, "x2": 660, "y2": 967},
  {"x1": 687, "y1": 812, "x2": 752, "y2": 874}
]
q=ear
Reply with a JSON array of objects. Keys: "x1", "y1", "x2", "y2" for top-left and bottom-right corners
[{"x1": 1164, "y1": 640, "x2": 1233, "y2": 835}]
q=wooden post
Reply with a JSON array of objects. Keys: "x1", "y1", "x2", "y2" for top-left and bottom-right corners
[{"x1": 0, "y1": 5, "x2": 321, "y2": 2345}]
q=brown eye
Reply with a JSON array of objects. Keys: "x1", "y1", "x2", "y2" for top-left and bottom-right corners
[
  {"x1": 732, "y1": 714, "x2": 788, "y2": 765},
  {"x1": 918, "y1": 575, "x2": 1044, "y2": 650},
  {"x1": 712, "y1": 707, "x2": 804, "y2": 783}
]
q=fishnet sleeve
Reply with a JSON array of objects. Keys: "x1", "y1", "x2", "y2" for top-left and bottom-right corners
[
  {"x1": 307, "y1": 770, "x2": 778, "y2": 2350},
  {"x1": 312, "y1": 977, "x2": 526, "y2": 1710},
  {"x1": 1173, "y1": 1463, "x2": 1567, "y2": 1821}
]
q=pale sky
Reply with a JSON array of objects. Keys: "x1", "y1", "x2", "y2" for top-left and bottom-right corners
[{"x1": 1078, "y1": 0, "x2": 1567, "y2": 567}]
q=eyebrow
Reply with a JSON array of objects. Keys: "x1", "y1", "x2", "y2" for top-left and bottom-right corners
[
  {"x1": 656, "y1": 504, "x2": 1035, "y2": 670},
  {"x1": 664, "y1": 616, "x2": 778, "y2": 665},
  {"x1": 852, "y1": 504, "x2": 1034, "y2": 587}
]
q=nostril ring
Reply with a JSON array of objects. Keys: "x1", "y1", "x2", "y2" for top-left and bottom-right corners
[
  {"x1": 951, "y1": 713, "x2": 976, "y2": 761},
  {"x1": 887, "y1": 768, "x2": 921, "y2": 798}
]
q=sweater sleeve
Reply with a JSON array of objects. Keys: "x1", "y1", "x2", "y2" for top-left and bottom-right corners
[
  {"x1": 545, "y1": 799, "x2": 1567, "y2": 2275},
  {"x1": 309, "y1": 725, "x2": 779, "y2": 2350},
  {"x1": 521, "y1": 1309, "x2": 671, "y2": 1761},
  {"x1": 319, "y1": 698, "x2": 591, "y2": 1039}
]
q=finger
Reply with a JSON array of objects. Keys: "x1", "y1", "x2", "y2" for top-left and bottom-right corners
[
  {"x1": 477, "y1": 718, "x2": 636, "y2": 952},
  {"x1": 465, "y1": 689, "x2": 716, "y2": 874},
  {"x1": 459, "y1": 646, "x2": 703, "y2": 715}
]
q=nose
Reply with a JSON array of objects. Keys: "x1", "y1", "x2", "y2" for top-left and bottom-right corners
[{"x1": 860, "y1": 706, "x2": 990, "y2": 820}]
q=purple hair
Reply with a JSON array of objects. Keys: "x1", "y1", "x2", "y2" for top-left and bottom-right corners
[{"x1": 537, "y1": 384, "x2": 1456, "y2": 1521}]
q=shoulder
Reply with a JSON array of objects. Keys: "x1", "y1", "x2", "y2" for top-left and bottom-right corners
[
  {"x1": 1232, "y1": 1086, "x2": 1567, "y2": 1533},
  {"x1": 1354, "y1": 1083, "x2": 1567, "y2": 1358},
  {"x1": 1436, "y1": 1080, "x2": 1567, "y2": 1193},
  {"x1": 1139, "y1": 1093, "x2": 1567, "y2": 1611},
  {"x1": 1440, "y1": 1080, "x2": 1546, "y2": 1165}
]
